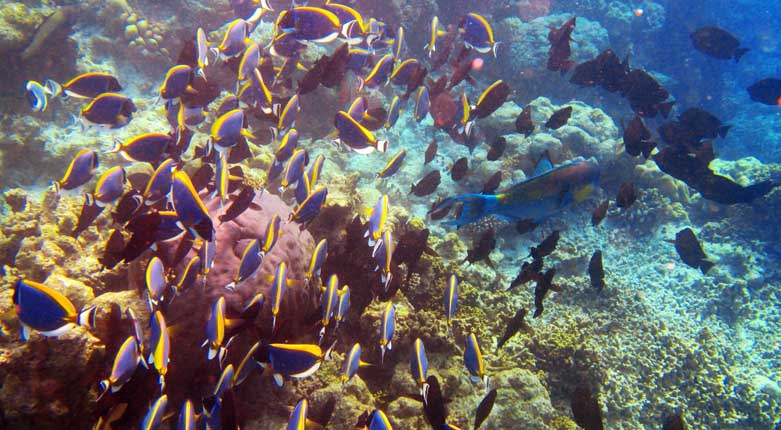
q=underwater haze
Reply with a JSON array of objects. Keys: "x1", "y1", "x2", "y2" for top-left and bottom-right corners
[{"x1": 1, "y1": 0, "x2": 781, "y2": 429}]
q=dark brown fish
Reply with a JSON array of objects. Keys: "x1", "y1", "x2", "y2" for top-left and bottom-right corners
[
  {"x1": 515, "y1": 105, "x2": 535, "y2": 137},
  {"x1": 747, "y1": 78, "x2": 781, "y2": 105},
  {"x1": 508, "y1": 258, "x2": 543, "y2": 290},
  {"x1": 411, "y1": 170, "x2": 441, "y2": 196},
  {"x1": 481, "y1": 171, "x2": 502, "y2": 195},
  {"x1": 496, "y1": 307, "x2": 529, "y2": 350},
  {"x1": 422, "y1": 375, "x2": 455, "y2": 430},
  {"x1": 448, "y1": 57, "x2": 476, "y2": 90},
  {"x1": 616, "y1": 181, "x2": 637, "y2": 209},
  {"x1": 430, "y1": 92, "x2": 457, "y2": 129},
  {"x1": 111, "y1": 190, "x2": 144, "y2": 225},
  {"x1": 691, "y1": 26, "x2": 749, "y2": 62},
  {"x1": 544, "y1": 106, "x2": 572, "y2": 129},
  {"x1": 677, "y1": 108, "x2": 730, "y2": 140},
  {"x1": 474, "y1": 388, "x2": 497, "y2": 430},
  {"x1": 471, "y1": 80, "x2": 510, "y2": 119},
  {"x1": 450, "y1": 157, "x2": 469, "y2": 181},
  {"x1": 515, "y1": 218, "x2": 538, "y2": 235},
  {"x1": 428, "y1": 199, "x2": 451, "y2": 220},
  {"x1": 547, "y1": 16, "x2": 576, "y2": 73},
  {"x1": 669, "y1": 228, "x2": 714, "y2": 275},
  {"x1": 403, "y1": 66, "x2": 428, "y2": 101},
  {"x1": 620, "y1": 69, "x2": 672, "y2": 118},
  {"x1": 394, "y1": 228, "x2": 438, "y2": 286},
  {"x1": 219, "y1": 185, "x2": 258, "y2": 224},
  {"x1": 311, "y1": 396, "x2": 337, "y2": 429},
  {"x1": 570, "y1": 384, "x2": 604, "y2": 430},
  {"x1": 486, "y1": 137, "x2": 506, "y2": 161},
  {"x1": 424, "y1": 140, "x2": 438, "y2": 165},
  {"x1": 623, "y1": 115, "x2": 655, "y2": 158},
  {"x1": 533, "y1": 268, "x2": 557, "y2": 318},
  {"x1": 72, "y1": 194, "x2": 105, "y2": 238},
  {"x1": 570, "y1": 49, "x2": 629, "y2": 93},
  {"x1": 297, "y1": 57, "x2": 324, "y2": 95},
  {"x1": 654, "y1": 146, "x2": 778, "y2": 205},
  {"x1": 588, "y1": 250, "x2": 605, "y2": 291},
  {"x1": 463, "y1": 228, "x2": 496, "y2": 266},
  {"x1": 99, "y1": 229, "x2": 125, "y2": 270},
  {"x1": 319, "y1": 42, "x2": 350, "y2": 89},
  {"x1": 190, "y1": 163, "x2": 215, "y2": 192},
  {"x1": 591, "y1": 200, "x2": 609, "y2": 226},
  {"x1": 169, "y1": 234, "x2": 195, "y2": 270},
  {"x1": 662, "y1": 413, "x2": 687, "y2": 430},
  {"x1": 530, "y1": 230, "x2": 560, "y2": 260}
]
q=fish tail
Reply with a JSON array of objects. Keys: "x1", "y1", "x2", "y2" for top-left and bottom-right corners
[
  {"x1": 430, "y1": 194, "x2": 499, "y2": 226},
  {"x1": 734, "y1": 48, "x2": 750, "y2": 63},
  {"x1": 43, "y1": 79, "x2": 62, "y2": 98},
  {"x1": 77, "y1": 305, "x2": 97, "y2": 329}
]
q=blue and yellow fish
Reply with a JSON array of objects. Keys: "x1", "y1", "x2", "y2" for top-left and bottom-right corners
[
  {"x1": 423, "y1": 16, "x2": 446, "y2": 58},
  {"x1": 277, "y1": 7, "x2": 341, "y2": 43},
  {"x1": 159, "y1": 65, "x2": 193, "y2": 101},
  {"x1": 289, "y1": 185, "x2": 328, "y2": 228},
  {"x1": 264, "y1": 341, "x2": 336, "y2": 387},
  {"x1": 140, "y1": 394, "x2": 167, "y2": 430},
  {"x1": 234, "y1": 341, "x2": 261, "y2": 386},
  {"x1": 287, "y1": 398, "x2": 308, "y2": 430},
  {"x1": 377, "y1": 149, "x2": 406, "y2": 178},
  {"x1": 319, "y1": 274, "x2": 340, "y2": 340},
  {"x1": 306, "y1": 238, "x2": 328, "y2": 282},
  {"x1": 171, "y1": 170, "x2": 214, "y2": 241},
  {"x1": 410, "y1": 338, "x2": 429, "y2": 398},
  {"x1": 431, "y1": 157, "x2": 600, "y2": 227},
  {"x1": 93, "y1": 165, "x2": 126, "y2": 206},
  {"x1": 45, "y1": 72, "x2": 121, "y2": 99},
  {"x1": 333, "y1": 111, "x2": 388, "y2": 154},
  {"x1": 98, "y1": 336, "x2": 144, "y2": 398},
  {"x1": 147, "y1": 310, "x2": 170, "y2": 390},
  {"x1": 335, "y1": 285, "x2": 350, "y2": 330},
  {"x1": 444, "y1": 273, "x2": 458, "y2": 335},
  {"x1": 145, "y1": 256, "x2": 169, "y2": 311},
  {"x1": 464, "y1": 333, "x2": 489, "y2": 388},
  {"x1": 459, "y1": 13, "x2": 499, "y2": 56},
  {"x1": 270, "y1": 262, "x2": 289, "y2": 332},
  {"x1": 203, "y1": 296, "x2": 230, "y2": 363},
  {"x1": 13, "y1": 278, "x2": 96, "y2": 341},
  {"x1": 52, "y1": 148, "x2": 98, "y2": 193},
  {"x1": 142, "y1": 158, "x2": 176, "y2": 205},
  {"x1": 365, "y1": 194, "x2": 389, "y2": 245},
  {"x1": 226, "y1": 239, "x2": 261, "y2": 291},
  {"x1": 372, "y1": 230, "x2": 394, "y2": 292},
  {"x1": 414, "y1": 86, "x2": 430, "y2": 123},
  {"x1": 384, "y1": 95, "x2": 402, "y2": 129},
  {"x1": 80, "y1": 93, "x2": 136, "y2": 129},
  {"x1": 177, "y1": 399, "x2": 197, "y2": 430},
  {"x1": 379, "y1": 302, "x2": 396, "y2": 364},
  {"x1": 341, "y1": 343, "x2": 371, "y2": 385},
  {"x1": 25, "y1": 80, "x2": 48, "y2": 112}
]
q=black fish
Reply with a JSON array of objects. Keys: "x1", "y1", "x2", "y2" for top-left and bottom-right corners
[
  {"x1": 451, "y1": 157, "x2": 469, "y2": 181},
  {"x1": 411, "y1": 170, "x2": 441, "y2": 196},
  {"x1": 297, "y1": 57, "x2": 324, "y2": 95},
  {"x1": 394, "y1": 228, "x2": 438, "y2": 286},
  {"x1": 530, "y1": 230, "x2": 559, "y2": 260},
  {"x1": 588, "y1": 250, "x2": 605, "y2": 292},
  {"x1": 545, "y1": 106, "x2": 572, "y2": 129},
  {"x1": 547, "y1": 16, "x2": 576, "y2": 73},
  {"x1": 190, "y1": 163, "x2": 215, "y2": 192},
  {"x1": 422, "y1": 375, "x2": 456, "y2": 430},
  {"x1": 669, "y1": 228, "x2": 714, "y2": 275},
  {"x1": 658, "y1": 120, "x2": 700, "y2": 151},
  {"x1": 403, "y1": 65, "x2": 428, "y2": 101},
  {"x1": 653, "y1": 146, "x2": 778, "y2": 204},
  {"x1": 463, "y1": 228, "x2": 496, "y2": 266},
  {"x1": 111, "y1": 190, "x2": 144, "y2": 225},
  {"x1": 496, "y1": 307, "x2": 529, "y2": 350},
  {"x1": 515, "y1": 218, "x2": 538, "y2": 235},
  {"x1": 481, "y1": 172, "x2": 502, "y2": 195},
  {"x1": 662, "y1": 413, "x2": 687, "y2": 430},
  {"x1": 533, "y1": 268, "x2": 557, "y2": 318},
  {"x1": 616, "y1": 181, "x2": 637, "y2": 209},
  {"x1": 515, "y1": 105, "x2": 535, "y2": 137},
  {"x1": 508, "y1": 258, "x2": 543, "y2": 291},
  {"x1": 591, "y1": 200, "x2": 609, "y2": 226},
  {"x1": 486, "y1": 137, "x2": 506, "y2": 161},
  {"x1": 219, "y1": 185, "x2": 258, "y2": 224},
  {"x1": 623, "y1": 115, "x2": 655, "y2": 158},
  {"x1": 691, "y1": 26, "x2": 749, "y2": 62},
  {"x1": 678, "y1": 108, "x2": 730, "y2": 140},
  {"x1": 428, "y1": 199, "x2": 451, "y2": 220},
  {"x1": 425, "y1": 140, "x2": 438, "y2": 165},
  {"x1": 72, "y1": 194, "x2": 105, "y2": 238},
  {"x1": 570, "y1": 49, "x2": 629, "y2": 92},
  {"x1": 168, "y1": 234, "x2": 195, "y2": 270},
  {"x1": 319, "y1": 42, "x2": 350, "y2": 89},
  {"x1": 99, "y1": 229, "x2": 125, "y2": 270},
  {"x1": 620, "y1": 69, "x2": 673, "y2": 118},
  {"x1": 474, "y1": 388, "x2": 497, "y2": 430},
  {"x1": 570, "y1": 384, "x2": 604, "y2": 430},
  {"x1": 747, "y1": 78, "x2": 781, "y2": 105}
]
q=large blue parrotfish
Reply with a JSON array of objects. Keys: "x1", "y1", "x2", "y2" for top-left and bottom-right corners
[{"x1": 431, "y1": 155, "x2": 600, "y2": 227}]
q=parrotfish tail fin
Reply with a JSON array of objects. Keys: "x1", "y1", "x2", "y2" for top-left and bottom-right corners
[
  {"x1": 43, "y1": 79, "x2": 62, "y2": 98},
  {"x1": 735, "y1": 48, "x2": 750, "y2": 63},
  {"x1": 78, "y1": 305, "x2": 97, "y2": 329},
  {"x1": 430, "y1": 194, "x2": 499, "y2": 227}
]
